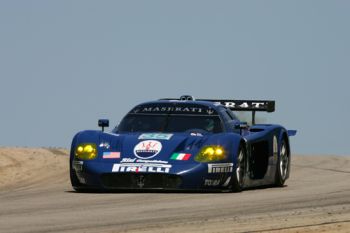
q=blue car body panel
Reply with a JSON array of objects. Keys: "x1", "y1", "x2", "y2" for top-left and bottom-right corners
[{"x1": 70, "y1": 98, "x2": 295, "y2": 191}]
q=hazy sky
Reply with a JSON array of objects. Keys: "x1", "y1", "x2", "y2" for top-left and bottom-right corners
[{"x1": 0, "y1": 1, "x2": 349, "y2": 155}]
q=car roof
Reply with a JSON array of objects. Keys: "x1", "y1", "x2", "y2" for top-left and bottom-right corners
[
  {"x1": 139, "y1": 100, "x2": 223, "y2": 108},
  {"x1": 137, "y1": 100, "x2": 222, "y2": 109}
]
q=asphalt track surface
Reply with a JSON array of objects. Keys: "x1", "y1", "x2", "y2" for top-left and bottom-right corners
[{"x1": 0, "y1": 148, "x2": 349, "y2": 233}]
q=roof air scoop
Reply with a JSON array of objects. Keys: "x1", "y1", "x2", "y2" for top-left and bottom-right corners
[{"x1": 180, "y1": 95, "x2": 195, "y2": 101}]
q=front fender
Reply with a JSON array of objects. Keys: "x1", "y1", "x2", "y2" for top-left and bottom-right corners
[{"x1": 200, "y1": 133, "x2": 243, "y2": 164}]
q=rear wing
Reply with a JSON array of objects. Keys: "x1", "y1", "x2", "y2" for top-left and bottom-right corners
[
  {"x1": 197, "y1": 99, "x2": 275, "y2": 112},
  {"x1": 160, "y1": 95, "x2": 275, "y2": 124},
  {"x1": 199, "y1": 99, "x2": 274, "y2": 125}
]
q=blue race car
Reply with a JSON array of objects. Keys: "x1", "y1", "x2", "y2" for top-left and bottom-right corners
[{"x1": 70, "y1": 95, "x2": 296, "y2": 192}]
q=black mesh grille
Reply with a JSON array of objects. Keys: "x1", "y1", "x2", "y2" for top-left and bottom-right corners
[{"x1": 100, "y1": 173, "x2": 182, "y2": 189}]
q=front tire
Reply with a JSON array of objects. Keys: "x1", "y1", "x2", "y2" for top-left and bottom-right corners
[
  {"x1": 70, "y1": 168, "x2": 83, "y2": 191},
  {"x1": 70, "y1": 166, "x2": 90, "y2": 192},
  {"x1": 275, "y1": 139, "x2": 289, "y2": 186},
  {"x1": 231, "y1": 146, "x2": 246, "y2": 192}
]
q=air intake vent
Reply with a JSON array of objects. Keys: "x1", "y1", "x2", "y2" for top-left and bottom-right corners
[{"x1": 100, "y1": 173, "x2": 182, "y2": 189}]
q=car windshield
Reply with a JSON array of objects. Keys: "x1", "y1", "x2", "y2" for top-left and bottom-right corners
[{"x1": 117, "y1": 114, "x2": 223, "y2": 133}]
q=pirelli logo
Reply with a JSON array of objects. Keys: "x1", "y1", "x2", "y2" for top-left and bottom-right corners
[
  {"x1": 112, "y1": 163, "x2": 171, "y2": 173},
  {"x1": 208, "y1": 163, "x2": 233, "y2": 174}
]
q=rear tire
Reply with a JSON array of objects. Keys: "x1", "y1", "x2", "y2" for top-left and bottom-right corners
[
  {"x1": 275, "y1": 139, "x2": 289, "y2": 187},
  {"x1": 232, "y1": 146, "x2": 246, "y2": 192}
]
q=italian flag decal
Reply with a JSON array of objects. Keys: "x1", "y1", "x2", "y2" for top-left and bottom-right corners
[{"x1": 171, "y1": 153, "x2": 191, "y2": 161}]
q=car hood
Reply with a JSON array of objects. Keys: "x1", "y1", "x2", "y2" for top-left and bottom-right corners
[{"x1": 98, "y1": 132, "x2": 208, "y2": 163}]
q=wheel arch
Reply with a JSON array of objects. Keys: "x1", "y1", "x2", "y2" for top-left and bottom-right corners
[
  {"x1": 278, "y1": 129, "x2": 291, "y2": 180},
  {"x1": 280, "y1": 130, "x2": 291, "y2": 159}
]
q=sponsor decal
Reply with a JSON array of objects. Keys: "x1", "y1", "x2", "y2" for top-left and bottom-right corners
[
  {"x1": 130, "y1": 105, "x2": 218, "y2": 115},
  {"x1": 204, "y1": 179, "x2": 220, "y2": 186},
  {"x1": 99, "y1": 142, "x2": 110, "y2": 149},
  {"x1": 134, "y1": 140, "x2": 162, "y2": 159},
  {"x1": 215, "y1": 101, "x2": 266, "y2": 109},
  {"x1": 112, "y1": 163, "x2": 171, "y2": 173},
  {"x1": 208, "y1": 163, "x2": 233, "y2": 173},
  {"x1": 121, "y1": 158, "x2": 168, "y2": 164},
  {"x1": 171, "y1": 153, "x2": 191, "y2": 161},
  {"x1": 133, "y1": 140, "x2": 162, "y2": 159},
  {"x1": 138, "y1": 133, "x2": 173, "y2": 140},
  {"x1": 103, "y1": 152, "x2": 120, "y2": 159},
  {"x1": 140, "y1": 106, "x2": 204, "y2": 113}
]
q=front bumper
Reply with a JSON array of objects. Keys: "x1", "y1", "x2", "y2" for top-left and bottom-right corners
[
  {"x1": 72, "y1": 159, "x2": 233, "y2": 191},
  {"x1": 100, "y1": 173, "x2": 182, "y2": 189}
]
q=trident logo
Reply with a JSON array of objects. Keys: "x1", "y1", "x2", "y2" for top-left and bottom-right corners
[
  {"x1": 207, "y1": 109, "x2": 214, "y2": 115},
  {"x1": 136, "y1": 175, "x2": 145, "y2": 188}
]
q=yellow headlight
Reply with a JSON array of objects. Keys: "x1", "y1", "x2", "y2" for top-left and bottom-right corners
[
  {"x1": 215, "y1": 148, "x2": 223, "y2": 156},
  {"x1": 77, "y1": 146, "x2": 84, "y2": 153},
  {"x1": 204, "y1": 147, "x2": 215, "y2": 156},
  {"x1": 75, "y1": 143, "x2": 97, "y2": 160},
  {"x1": 195, "y1": 145, "x2": 226, "y2": 163},
  {"x1": 84, "y1": 145, "x2": 94, "y2": 153}
]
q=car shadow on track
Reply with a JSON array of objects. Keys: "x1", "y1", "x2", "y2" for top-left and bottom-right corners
[{"x1": 64, "y1": 185, "x2": 287, "y2": 194}]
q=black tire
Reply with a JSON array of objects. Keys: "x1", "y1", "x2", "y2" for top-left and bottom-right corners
[
  {"x1": 70, "y1": 166, "x2": 101, "y2": 193},
  {"x1": 70, "y1": 167, "x2": 90, "y2": 192},
  {"x1": 275, "y1": 139, "x2": 289, "y2": 187},
  {"x1": 231, "y1": 146, "x2": 246, "y2": 192},
  {"x1": 70, "y1": 168, "x2": 82, "y2": 190}
]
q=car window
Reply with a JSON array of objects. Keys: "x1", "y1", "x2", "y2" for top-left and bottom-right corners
[
  {"x1": 226, "y1": 109, "x2": 238, "y2": 120},
  {"x1": 118, "y1": 114, "x2": 223, "y2": 133}
]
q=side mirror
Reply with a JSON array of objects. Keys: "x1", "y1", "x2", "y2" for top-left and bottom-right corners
[{"x1": 98, "y1": 119, "x2": 109, "y2": 132}]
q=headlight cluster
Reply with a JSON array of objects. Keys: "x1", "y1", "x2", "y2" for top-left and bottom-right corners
[
  {"x1": 195, "y1": 145, "x2": 226, "y2": 162},
  {"x1": 75, "y1": 143, "x2": 97, "y2": 160}
]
